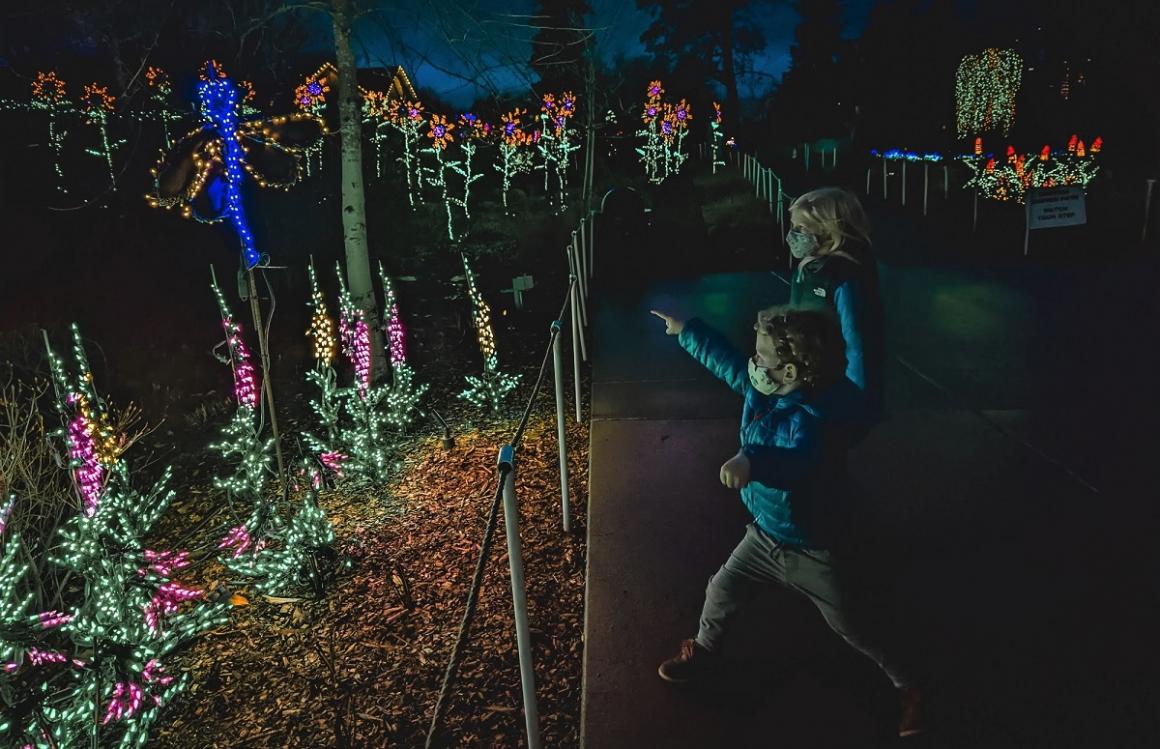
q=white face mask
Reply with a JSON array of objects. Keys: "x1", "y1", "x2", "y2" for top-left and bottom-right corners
[{"x1": 748, "y1": 357, "x2": 780, "y2": 395}]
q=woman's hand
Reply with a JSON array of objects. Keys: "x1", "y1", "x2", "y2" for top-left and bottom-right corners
[
  {"x1": 720, "y1": 451, "x2": 751, "y2": 489},
  {"x1": 650, "y1": 310, "x2": 685, "y2": 336}
]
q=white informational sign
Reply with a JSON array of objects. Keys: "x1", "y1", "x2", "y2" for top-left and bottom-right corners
[{"x1": 1024, "y1": 186, "x2": 1088, "y2": 255}]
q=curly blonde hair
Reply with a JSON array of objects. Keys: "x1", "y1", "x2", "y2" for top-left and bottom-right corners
[
  {"x1": 754, "y1": 306, "x2": 846, "y2": 391},
  {"x1": 788, "y1": 187, "x2": 873, "y2": 257}
]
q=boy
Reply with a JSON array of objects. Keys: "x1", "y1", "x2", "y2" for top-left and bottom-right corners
[{"x1": 649, "y1": 306, "x2": 924, "y2": 738}]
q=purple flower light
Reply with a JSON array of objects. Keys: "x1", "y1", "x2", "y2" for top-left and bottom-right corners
[
  {"x1": 218, "y1": 524, "x2": 252, "y2": 558},
  {"x1": 307, "y1": 81, "x2": 323, "y2": 96},
  {"x1": 433, "y1": 125, "x2": 445, "y2": 138},
  {"x1": 143, "y1": 582, "x2": 203, "y2": 632},
  {"x1": 38, "y1": 611, "x2": 73, "y2": 629}
]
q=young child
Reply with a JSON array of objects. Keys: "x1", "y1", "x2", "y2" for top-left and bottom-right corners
[
  {"x1": 649, "y1": 305, "x2": 924, "y2": 738},
  {"x1": 786, "y1": 187, "x2": 884, "y2": 426}
]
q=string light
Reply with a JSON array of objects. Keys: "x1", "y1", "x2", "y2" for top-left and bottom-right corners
[
  {"x1": 496, "y1": 108, "x2": 533, "y2": 214},
  {"x1": 148, "y1": 61, "x2": 326, "y2": 270},
  {"x1": 961, "y1": 134, "x2": 1102, "y2": 202},
  {"x1": 955, "y1": 48, "x2": 1023, "y2": 138},
  {"x1": 534, "y1": 92, "x2": 581, "y2": 211},
  {"x1": 31, "y1": 329, "x2": 230, "y2": 749},
  {"x1": 459, "y1": 254, "x2": 520, "y2": 412}
]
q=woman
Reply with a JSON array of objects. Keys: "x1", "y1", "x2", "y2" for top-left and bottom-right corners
[{"x1": 786, "y1": 187, "x2": 884, "y2": 426}]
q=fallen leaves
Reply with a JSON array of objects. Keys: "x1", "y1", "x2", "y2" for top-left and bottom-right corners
[{"x1": 151, "y1": 413, "x2": 589, "y2": 749}]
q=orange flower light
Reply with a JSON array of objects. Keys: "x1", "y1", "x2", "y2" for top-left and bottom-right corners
[
  {"x1": 1076, "y1": 140, "x2": 1086, "y2": 157},
  {"x1": 145, "y1": 66, "x2": 170, "y2": 94},
  {"x1": 713, "y1": 101, "x2": 723, "y2": 124},
  {"x1": 1090, "y1": 136, "x2": 1103, "y2": 154},
  {"x1": 541, "y1": 93, "x2": 556, "y2": 115},
  {"x1": 500, "y1": 108, "x2": 526, "y2": 146},
  {"x1": 239, "y1": 80, "x2": 257, "y2": 103},
  {"x1": 646, "y1": 80, "x2": 664, "y2": 100},
  {"x1": 427, "y1": 114, "x2": 455, "y2": 149},
  {"x1": 200, "y1": 59, "x2": 228, "y2": 82},
  {"x1": 363, "y1": 90, "x2": 389, "y2": 119},
  {"x1": 81, "y1": 83, "x2": 115, "y2": 114},
  {"x1": 404, "y1": 100, "x2": 425, "y2": 122},
  {"x1": 1067, "y1": 134, "x2": 1078, "y2": 153},
  {"x1": 32, "y1": 71, "x2": 66, "y2": 103},
  {"x1": 673, "y1": 98, "x2": 692, "y2": 129},
  {"x1": 1040, "y1": 145, "x2": 1050, "y2": 161},
  {"x1": 974, "y1": 137, "x2": 983, "y2": 156}
]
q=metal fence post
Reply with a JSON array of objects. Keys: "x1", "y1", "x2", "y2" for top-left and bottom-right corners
[
  {"x1": 567, "y1": 247, "x2": 588, "y2": 363},
  {"x1": 496, "y1": 445, "x2": 541, "y2": 749},
  {"x1": 570, "y1": 280, "x2": 582, "y2": 421},
  {"x1": 588, "y1": 211, "x2": 596, "y2": 278},
  {"x1": 570, "y1": 234, "x2": 588, "y2": 328},
  {"x1": 1144, "y1": 178, "x2": 1157, "y2": 243},
  {"x1": 551, "y1": 321, "x2": 572, "y2": 532}
]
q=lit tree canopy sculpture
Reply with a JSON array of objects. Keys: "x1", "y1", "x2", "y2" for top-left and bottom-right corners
[
  {"x1": 147, "y1": 61, "x2": 327, "y2": 270},
  {"x1": 955, "y1": 48, "x2": 1023, "y2": 139}
]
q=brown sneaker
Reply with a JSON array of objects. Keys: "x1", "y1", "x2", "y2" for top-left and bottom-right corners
[
  {"x1": 658, "y1": 639, "x2": 720, "y2": 684},
  {"x1": 898, "y1": 686, "x2": 926, "y2": 738}
]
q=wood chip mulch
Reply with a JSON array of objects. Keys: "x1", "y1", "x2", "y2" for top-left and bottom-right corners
[{"x1": 151, "y1": 414, "x2": 588, "y2": 748}]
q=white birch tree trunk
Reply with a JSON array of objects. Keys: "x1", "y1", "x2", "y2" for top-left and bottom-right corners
[{"x1": 332, "y1": 0, "x2": 387, "y2": 381}]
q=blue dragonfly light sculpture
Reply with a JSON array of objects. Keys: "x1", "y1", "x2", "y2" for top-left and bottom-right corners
[{"x1": 148, "y1": 61, "x2": 327, "y2": 269}]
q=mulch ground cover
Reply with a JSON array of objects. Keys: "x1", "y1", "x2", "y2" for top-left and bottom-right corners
[{"x1": 150, "y1": 414, "x2": 588, "y2": 749}]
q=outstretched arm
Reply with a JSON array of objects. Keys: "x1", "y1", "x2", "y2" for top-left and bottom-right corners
[{"x1": 651, "y1": 311, "x2": 749, "y2": 395}]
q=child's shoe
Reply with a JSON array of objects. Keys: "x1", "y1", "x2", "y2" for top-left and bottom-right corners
[
  {"x1": 897, "y1": 686, "x2": 926, "y2": 737},
  {"x1": 657, "y1": 639, "x2": 720, "y2": 684}
]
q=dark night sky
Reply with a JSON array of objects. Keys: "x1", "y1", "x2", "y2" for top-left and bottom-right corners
[{"x1": 321, "y1": 0, "x2": 876, "y2": 108}]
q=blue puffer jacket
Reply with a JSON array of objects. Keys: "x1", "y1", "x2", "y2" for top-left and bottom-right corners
[{"x1": 678, "y1": 318, "x2": 859, "y2": 548}]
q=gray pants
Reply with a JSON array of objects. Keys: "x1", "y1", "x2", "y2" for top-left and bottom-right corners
[{"x1": 695, "y1": 522, "x2": 914, "y2": 688}]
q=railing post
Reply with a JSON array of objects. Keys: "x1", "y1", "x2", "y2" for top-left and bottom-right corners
[
  {"x1": 754, "y1": 162, "x2": 761, "y2": 198},
  {"x1": 551, "y1": 321, "x2": 572, "y2": 532},
  {"x1": 866, "y1": 166, "x2": 872, "y2": 196},
  {"x1": 1143, "y1": 178, "x2": 1157, "y2": 243},
  {"x1": 901, "y1": 159, "x2": 907, "y2": 207},
  {"x1": 570, "y1": 235, "x2": 588, "y2": 329},
  {"x1": 496, "y1": 445, "x2": 541, "y2": 749},
  {"x1": 587, "y1": 211, "x2": 596, "y2": 279},
  {"x1": 567, "y1": 247, "x2": 587, "y2": 363},
  {"x1": 579, "y1": 220, "x2": 589, "y2": 284},
  {"x1": 923, "y1": 162, "x2": 929, "y2": 216},
  {"x1": 570, "y1": 280, "x2": 583, "y2": 421}
]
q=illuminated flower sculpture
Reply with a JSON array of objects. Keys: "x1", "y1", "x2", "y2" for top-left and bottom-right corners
[
  {"x1": 379, "y1": 99, "x2": 427, "y2": 208},
  {"x1": 148, "y1": 60, "x2": 327, "y2": 270},
  {"x1": 304, "y1": 260, "x2": 426, "y2": 487},
  {"x1": 710, "y1": 101, "x2": 725, "y2": 173},
  {"x1": 26, "y1": 71, "x2": 72, "y2": 193},
  {"x1": 144, "y1": 66, "x2": 184, "y2": 149},
  {"x1": 535, "y1": 92, "x2": 581, "y2": 212},
  {"x1": 495, "y1": 108, "x2": 534, "y2": 214},
  {"x1": 960, "y1": 134, "x2": 1102, "y2": 203},
  {"x1": 79, "y1": 82, "x2": 124, "y2": 188},
  {"x1": 421, "y1": 113, "x2": 470, "y2": 240},
  {"x1": 458, "y1": 254, "x2": 520, "y2": 412},
  {"x1": 293, "y1": 63, "x2": 337, "y2": 175},
  {"x1": 636, "y1": 80, "x2": 666, "y2": 182},
  {"x1": 33, "y1": 330, "x2": 229, "y2": 749},
  {"x1": 208, "y1": 271, "x2": 278, "y2": 557}
]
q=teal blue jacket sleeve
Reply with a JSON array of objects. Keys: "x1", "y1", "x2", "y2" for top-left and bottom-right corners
[
  {"x1": 833, "y1": 281, "x2": 867, "y2": 391},
  {"x1": 741, "y1": 414, "x2": 822, "y2": 488},
  {"x1": 677, "y1": 318, "x2": 749, "y2": 396}
]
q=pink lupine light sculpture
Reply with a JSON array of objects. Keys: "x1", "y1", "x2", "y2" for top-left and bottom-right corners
[
  {"x1": 38, "y1": 610, "x2": 74, "y2": 629},
  {"x1": 143, "y1": 582, "x2": 204, "y2": 632},
  {"x1": 139, "y1": 550, "x2": 190, "y2": 577},
  {"x1": 218, "y1": 524, "x2": 253, "y2": 558}
]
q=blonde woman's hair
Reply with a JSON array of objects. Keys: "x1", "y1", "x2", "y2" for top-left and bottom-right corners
[{"x1": 788, "y1": 187, "x2": 873, "y2": 257}]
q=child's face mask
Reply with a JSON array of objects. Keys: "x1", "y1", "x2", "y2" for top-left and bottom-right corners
[
  {"x1": 786, "y1": 228, "x2": 819, "y2": 259},
  {"x1": 748, "y1": 356, "x2": 781, "y2": 395}
]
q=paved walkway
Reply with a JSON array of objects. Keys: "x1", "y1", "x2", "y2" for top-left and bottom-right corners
[{"x1": 580, "y1": 229, "x2": 1159, "y2": 746}]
